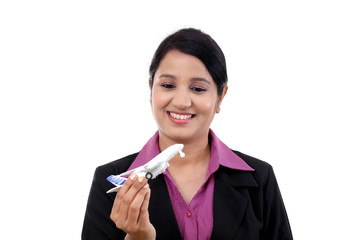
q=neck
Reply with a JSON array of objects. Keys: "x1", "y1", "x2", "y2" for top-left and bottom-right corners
[
  {"x1": 158, "y1": 130, "x2": 212, "y2": 203},
  {"x1": 158, "y1": 130, "x2": 211, "y2": 167}
]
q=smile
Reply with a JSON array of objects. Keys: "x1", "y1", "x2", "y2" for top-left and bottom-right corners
[
  {"x1": 169, "y1": 112, "x2": 192, "y2": 120},
  {"x1": 167, "y1": 111, "x2": 195, "y2": 124}
]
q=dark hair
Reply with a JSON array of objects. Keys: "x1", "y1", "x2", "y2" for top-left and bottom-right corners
[{"x1": 149, "y1": 28, "x2": 227, "y2": 95}]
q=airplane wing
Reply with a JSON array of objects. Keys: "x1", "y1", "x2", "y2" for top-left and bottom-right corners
[
  {"x1": 117, "y1": 160, "x2": 160, "y2": 177},
  {"x1": 106, "y1": 175, "x2": 128, "y2": 193},
  {"x1": 107, "y1": 185, "x2": 122, "y2": 193},
  {"x1": 117, "y1": 166, "x2": 143, "y2": 177},
  {"x1": 106, "y1": 143, "x2": 184, "y2": 193}
]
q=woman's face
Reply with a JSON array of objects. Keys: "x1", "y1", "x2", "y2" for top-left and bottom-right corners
[{"x1": 151, "y1": 49, "x2": 227, "y2": 143}]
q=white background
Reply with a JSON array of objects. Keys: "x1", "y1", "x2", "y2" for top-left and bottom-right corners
[{"x1": 1, "y1": 1, "x2": 359, "y2": 239}]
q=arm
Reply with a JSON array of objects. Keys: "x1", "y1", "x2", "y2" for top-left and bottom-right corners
[
  {"x1": 82, "y1": 166, "x2": 127, "y2": 240},
  {"x1": 261, "y1": 166, "x2": 293, "y2": 240},
  {"x1": 82, "y1": 166, "x2": 156, "y2": 240},
  {"x1": 110, "y1": 174, "x2": 156, "y2": 240}
]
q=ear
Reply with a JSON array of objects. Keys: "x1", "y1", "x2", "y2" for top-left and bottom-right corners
[
  {"x1": 216, "y1": 85, "x2": 228, "y2": 114},
  {"x1": 149, "y1": 77, "x2": 152, "y2": 102}
]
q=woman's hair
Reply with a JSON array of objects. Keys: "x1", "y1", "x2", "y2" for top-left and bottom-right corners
[{"x1": 149, "y1": 28, "x2": 228, "y2": 96}]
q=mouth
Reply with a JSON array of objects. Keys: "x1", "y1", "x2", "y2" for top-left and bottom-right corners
[{"x1": 167, "y1": 111, "x2": 196, "y2": 124}]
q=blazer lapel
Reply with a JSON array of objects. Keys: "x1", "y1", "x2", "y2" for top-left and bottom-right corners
[
  {"x1": 212, "y1": 167, "x2": 258, "y2": 240},
  {"x1": 148, "y1": 175, "x2": 182, "y2": 240}
]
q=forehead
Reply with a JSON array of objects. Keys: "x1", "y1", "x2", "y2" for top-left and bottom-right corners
[{"x1": 155, "y1": 50, "x2": 213, "y2": 81}]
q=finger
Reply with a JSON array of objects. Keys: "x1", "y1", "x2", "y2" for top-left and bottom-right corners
[
  {"x1": 118, "y1": 177, "x2": 148, "y2": 221},
  {"x1": 138, "y1": 186, "x2": 151, "y2": 224},
  {"x1": 124, "y1": 176, "x2": 148, "y2": 201},
  {"x1": 110, "y1": 190, "x2": 125, "y2": 227},
  {"x1": 112, "y1": 174, "x2": 138, "y2": 213},
  {"x1": 119, "y1": 173, "x2": 138, "y2": 195},
  {"x1": 126, "y1": 184, "x2": 150, "y2": 225}
]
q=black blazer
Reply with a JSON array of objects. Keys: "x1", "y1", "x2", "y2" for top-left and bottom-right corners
[{"x1": 82, "y1": 151, "x2": 293, "y2": 240}]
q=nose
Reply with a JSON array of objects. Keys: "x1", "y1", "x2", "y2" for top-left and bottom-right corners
[{"x1": 172, "y1": 87, "x2": 191, "y2": 110}]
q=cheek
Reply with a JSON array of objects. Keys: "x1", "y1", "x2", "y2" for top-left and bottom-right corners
[
  {"x1": 151, "y1": 89, "x2": 170, "y2": 111},
  {"x1": 197, "y1": 97, "x2": 217, "y2": 114}
]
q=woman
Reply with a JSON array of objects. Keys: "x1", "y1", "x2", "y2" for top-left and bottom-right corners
[{"x1": 82, "y1": 28, "x2": 293, "y2": 240}]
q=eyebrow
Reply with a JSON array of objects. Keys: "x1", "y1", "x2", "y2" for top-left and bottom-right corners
[
  {"x1": 159, "y1": 74, "x2": 176, "y2": 79},
  {"x1": 159, "y1": 74, "x2": 211, "y2": 85},
  {"x1": 191, "y1": 77, "x2": 211, "y2": 85}
]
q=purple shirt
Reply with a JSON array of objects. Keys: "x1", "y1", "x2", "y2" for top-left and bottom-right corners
[{"x1": 127, "y1": 129, "x2": 254, "y2": 240}]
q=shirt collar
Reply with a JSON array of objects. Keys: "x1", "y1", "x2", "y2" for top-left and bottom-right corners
[
  {"x1": 126, "y1": 129, "x2": 254, "y2": 173},
  {"x1": 208, "y1": 129, "x2": 254, "y2": 172}
]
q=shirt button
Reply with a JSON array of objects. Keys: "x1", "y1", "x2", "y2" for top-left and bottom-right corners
[{"x1": 186, "y1": 211, "x2": 192, "y2": 218}]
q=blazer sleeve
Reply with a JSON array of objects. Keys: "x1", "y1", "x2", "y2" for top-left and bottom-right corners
[
  {"x1": 261, "y1": 165, "x2": 293, "y2": 240},
  {"x1": 81, "y1": 165, "x2": 126, "y2": 240}
]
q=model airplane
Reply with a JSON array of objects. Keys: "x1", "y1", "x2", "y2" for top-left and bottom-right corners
[{"x1": 106, "y1": 143, "x2": 185, "y2": 193}]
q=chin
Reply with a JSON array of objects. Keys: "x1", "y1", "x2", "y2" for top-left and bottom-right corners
[{"x1": 161, "y1": 126, "x2": 207, "y2": 143}]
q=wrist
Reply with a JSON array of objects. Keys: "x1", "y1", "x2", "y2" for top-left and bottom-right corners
[{"x1": 125, "y1": 234, "x2": 155, "y2": 240}]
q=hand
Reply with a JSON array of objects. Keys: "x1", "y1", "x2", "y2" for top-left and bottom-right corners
[{"x1": 110, "y1": 174, "x2": 156, "y2": 240}]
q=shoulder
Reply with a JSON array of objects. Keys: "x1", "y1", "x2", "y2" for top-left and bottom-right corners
[
  {"x1": 232, "y1": 150, "x2": 271, "y2": 171},
  {"x1": 232, "y1": 150, "x2": 276, "y2": 186},
  {"x1": 94, "y1": 152, "x2": 139, "y2": 180}
]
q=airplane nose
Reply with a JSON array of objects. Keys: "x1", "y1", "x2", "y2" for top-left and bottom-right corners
[
  {"x1": 173, "y1": 144, "x2": 185, "y2": 157},
  {"x1": 175, "y1": 143, "x2": 184, "y2": 150}
]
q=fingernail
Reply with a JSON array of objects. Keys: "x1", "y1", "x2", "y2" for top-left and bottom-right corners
[
  {"x1": 138, "y1": 176, "x2": 145, "y2": 183},
  {"x1": 143, "y1": 184, "x2": 149, "y2": 189},
  {"x1": 129, "y1": 174, "x2": 136, "y2": 180}
]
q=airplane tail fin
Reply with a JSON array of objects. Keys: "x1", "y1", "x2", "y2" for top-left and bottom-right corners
[
  {"x1": 106, "y1": 175, "x2": 128, "y2": 193},
  {"x1": 106, "y1": 175, "x2": 127, "y2": 187}
]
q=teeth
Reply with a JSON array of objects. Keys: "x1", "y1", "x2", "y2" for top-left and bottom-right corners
[{"x1": 170, "y1": 112, "x2": 192, "y2": 120}]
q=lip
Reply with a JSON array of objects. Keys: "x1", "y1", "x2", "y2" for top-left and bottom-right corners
[{"x1": 167, "y1": 111, "x2": 196, "y2": 125}]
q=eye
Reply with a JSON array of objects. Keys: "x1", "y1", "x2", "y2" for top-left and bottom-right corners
[
  {"x1": 191, "y1": 86, "x2": 207, "y2": 93},
  {"x1": 161, "y1": 83, "x2": 176, "y2": 89}
]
